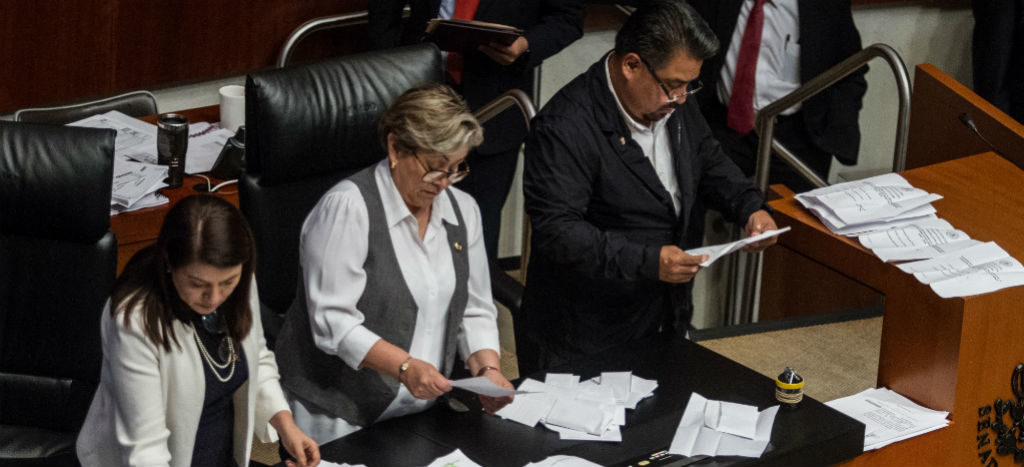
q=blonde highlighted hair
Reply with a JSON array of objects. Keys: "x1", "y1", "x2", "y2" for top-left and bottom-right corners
[{"x1": 378, "y1": 83, "x2": 484, "y2": 156}]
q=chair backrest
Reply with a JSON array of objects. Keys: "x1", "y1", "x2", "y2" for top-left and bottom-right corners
[
  {"x1": 241, "y1": 43, "x2": 443, "y2": 315},
  {"x1": 13, "y1": 90, "x2": 158, "y2": 125},
  {"x1": 0, "y1": 121, "x2": 116, "y2": 460}
]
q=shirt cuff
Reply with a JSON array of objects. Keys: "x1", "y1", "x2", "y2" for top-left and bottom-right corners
[{"x1": 334, "y1": 325, "x2": 383, "y2": 370}]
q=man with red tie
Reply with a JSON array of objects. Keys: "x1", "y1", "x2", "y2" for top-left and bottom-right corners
[
  {"x1": 370, "y1": 0, "x2": 584, "y2": 260},
  {"x1": 688, "y1": 0, "x2": 867, "y2": 193}
]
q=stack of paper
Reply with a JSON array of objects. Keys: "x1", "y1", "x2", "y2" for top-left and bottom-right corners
[
  {"x1": 797, "y1": 173, "x2": 1024, "y2": 298},
  {"x1": 687, "y1": 227, "x2": 791, "y2": 266},
  {"x1": 495, "y1": 372, "x2": 658, "y2": 442},
  {"x1": 668, "y1": 393, "x2": 778, "y2": 458},
  {"x1": 796, "y1": 173, "x2": 943, "y2": 236},
  {"x1": 826, "y1": 388, "x2": 949, "y2": 451},
  {"x1": 68, "y1": 110, "x2": 236, "y2": 215}
]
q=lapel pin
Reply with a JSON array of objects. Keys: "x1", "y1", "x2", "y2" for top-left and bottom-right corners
[
  {"x1": 620, "y1": 136, "x2": 627, "y2": 145},
  {"x1": 454, "y1": 241, "x2": 463, "y2": 252}
]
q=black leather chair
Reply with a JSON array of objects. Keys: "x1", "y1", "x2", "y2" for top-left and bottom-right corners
[
  {"x1": 0, "y1": 122, "x2": 117, "y2": 466},
  {"x1": 242, "y1": 43, "x2": 526, "y2": 347},
  {"x1": 13, "y1": 90, "x2": 158, "y2": 125},
  {"x1": 242, "y1": 44, "x2": 445, "y2": 344}
]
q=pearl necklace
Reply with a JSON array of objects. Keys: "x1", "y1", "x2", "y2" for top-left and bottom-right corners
[{"x1": 194, "y1": 330, "x2": 236, "y2": 383}]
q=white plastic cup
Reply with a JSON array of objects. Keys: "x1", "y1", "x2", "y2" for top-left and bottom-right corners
[{"x1": 218, "y1": 85, "x2": 246, "y2": 134}]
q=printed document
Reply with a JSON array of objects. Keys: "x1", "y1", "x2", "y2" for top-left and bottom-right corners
[
  {"x1": 686, "y1": 227, "x2": 791, "y2": 267},
  {"x1": 826, "y1": 387, "x2": 948, "y2": 450}
]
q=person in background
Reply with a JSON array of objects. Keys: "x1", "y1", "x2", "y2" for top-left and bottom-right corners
[
  {"x1": 273, "y1": 84, "x2": 513, "y2": 444},
  {"x1": 369, "y1": 0, "x2": 584, "y2": 259},
  {"x1": 972, "y1": 0, "x2": 1024, "y2": 124},
  {"x1": 76, "y1": 195, "x2": 319, "y2": 467},
  {"x1": 518, "y1": 0, "x2": 778, "y2": 375},
  {"x1": 689, "y1": 0, "x2": 867, "y2": 193}
]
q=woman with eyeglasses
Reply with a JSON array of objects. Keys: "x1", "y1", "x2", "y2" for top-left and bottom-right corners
[
  {"x1": 76, "y1": 195, "x2": 320, "y2": 467},
  {"x1": 273, "y1": 83, "x2": 514, "y2": 444}
]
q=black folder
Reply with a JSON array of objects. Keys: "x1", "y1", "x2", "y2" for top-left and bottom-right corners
[{"x1": 424, "y1": 18, "x2": 524, "y2": 53}]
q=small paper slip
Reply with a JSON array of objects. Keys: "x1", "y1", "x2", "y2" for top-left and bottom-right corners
[
  {"x1": 318, "y1": 461, "x2": 367, "y2": 467},
  {"x1": 871, "y1": 239, "x2": 980, "y2": 263},
  {"x1": 543, "y1": 422, "x2": 622, "y2": 442},
  {"x1": 896, "y1": 241, "x2": 1009, "y2": 274},
  {"x1": 833, "y1": 214, "x2": 942, "y2": 237},
  {"x1": 826, "y1": 387, "x2": 948, "y2": 451},
  {"x1": 600, "y1": 372, "x2": 631, "y2": 403},
  {"x1": 450, "y1": 376, "x2": 530, "y2": 398},
  {"x1": 858, "y1": 225, "x2": 965, "y2": 250},
  {"x1": 931, "y1": 271, "x2": 1024, "y2": 298},
  {"x1": 524, "y1": 455, "x2": 602, "y2": 467},
  {"x1": 686, "y1": 227, "x2": 791, "y2": 267},
  {"x1": 669, "y1": 393, "x2": 778, "y2": 458},
  {"x1": 110, "y1": 192, "x2": 168, "y2": 216},
  {"x1": 545, "y1": 373, "x2": 580, "y2": 389},
  {"x1": 424, "y1": 449, "x2": 483, "y2": 467},
  {"x1": 545, "y1": 398, "x2": 616, "y2": 435}
]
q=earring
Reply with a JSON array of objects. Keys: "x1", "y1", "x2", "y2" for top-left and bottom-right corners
[{"x1": 390, "y1": 159, "x2": 397, "y2": 169}]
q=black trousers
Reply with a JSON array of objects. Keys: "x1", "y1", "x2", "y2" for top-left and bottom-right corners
[
  {"x1": 456, "y1": 144, "x2": 520, "y2": 260},
  {"x1": 704, "y1": 103, "x2": 832, "y2": 195}
]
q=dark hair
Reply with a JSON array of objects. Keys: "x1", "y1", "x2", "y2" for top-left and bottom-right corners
[
  {"x1": 615, "y1": 0, "x2": 720, "y2": 70},
  {"x1": 112, "y1": 195, "x2": 256, "y2": 351}
]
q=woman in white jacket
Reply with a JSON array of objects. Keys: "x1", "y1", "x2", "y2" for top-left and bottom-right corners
[{"x1": 76, "y1": 195, "x2": 320, "y2": 467}]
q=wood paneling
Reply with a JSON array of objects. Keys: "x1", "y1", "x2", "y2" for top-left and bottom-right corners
[
  {"x1": 1, "y1": 1, "x2": 368, "y2": 113},
  {"x1": 907, "y1": 64, "x2": 1024, "y2": 170}
]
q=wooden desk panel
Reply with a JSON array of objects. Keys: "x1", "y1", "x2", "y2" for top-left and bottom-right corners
[
  {"x1": 770, "y1": 153, "x2": 1024, "y2": 466},
  {"x1": 111, "y1": 106, "x2": 238, "y2": 273}
]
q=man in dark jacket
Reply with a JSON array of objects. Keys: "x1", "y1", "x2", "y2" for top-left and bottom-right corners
[
  {"x1": 369, "y1": 0, "x2": 584, "y2": 259},
  {"x1": 518, "y1": 0, "x2": 777, "y2": 374}
]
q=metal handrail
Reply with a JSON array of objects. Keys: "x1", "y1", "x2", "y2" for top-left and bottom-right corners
[
  {"x1": 733, "y1": 43, "x2": 912, "y2": 324},
  {"x1": 754, "y1": 43, "x2": 912, "y2": 191},
  {"x1": 277, "y1": 12, "x2": 372, "y2": 68}
]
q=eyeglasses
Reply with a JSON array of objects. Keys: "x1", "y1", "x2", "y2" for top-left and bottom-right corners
[
  {"x1": 411, "y1": 151, "x2": 470, "y2": 184},
  {"x1": 638, "y1": 55, "x2": 703, "y2": 103}
]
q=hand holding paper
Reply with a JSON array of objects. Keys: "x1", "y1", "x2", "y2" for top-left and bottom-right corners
[{"x1": 687, "y1": 227, "x2": 791, "y2": 267}]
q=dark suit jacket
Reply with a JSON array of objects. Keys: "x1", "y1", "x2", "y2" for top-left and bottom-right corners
[
  {"x1": 972, "y1": 0, "x2": 1024, "y2": 120},
  {"x1": 368, "y1": 0, "x2": 584, "y2": 154},
  {"x1": 689, "y1": 0, "x2": 867, "y2": 165},
  {"x1": 520, "y1": 56, "x2": 765, "y2": 362}
]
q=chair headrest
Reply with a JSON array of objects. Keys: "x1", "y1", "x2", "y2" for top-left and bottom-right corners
[
  {"x1": 245, "y1": 43, "x2": 443, "y2": 187},
  {"x1": 0, "y1": 121, "x2": 115, "y2": 242}
]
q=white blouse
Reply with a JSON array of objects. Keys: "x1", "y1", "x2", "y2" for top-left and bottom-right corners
[{"x1": 290, "y1": 160, "x2": 500, "y2": 441}]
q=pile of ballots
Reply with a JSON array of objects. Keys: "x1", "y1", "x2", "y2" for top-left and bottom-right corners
[
  {"x1": 495, "y1": 372, "x2": 658, "y2": 442},
  {"x1": 796, "y1": 173, "x2": 1024, "y2": 298}
]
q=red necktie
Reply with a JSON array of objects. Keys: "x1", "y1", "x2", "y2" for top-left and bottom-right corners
[
  {"x1": 446, "y1": 0, "x2": 481, "y2": 85},
  {"x1": 726, "y1": 0, "x2": 769, "y2": 135}
]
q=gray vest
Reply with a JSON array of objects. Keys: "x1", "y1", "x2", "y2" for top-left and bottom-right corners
[{"x1": 275, "y1": 166, "x2": 470, "y2": 426}]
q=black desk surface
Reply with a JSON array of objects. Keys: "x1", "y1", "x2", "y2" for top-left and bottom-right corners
[{"x1": 312, "y1": 336, "x2": 864, "y2": 467}]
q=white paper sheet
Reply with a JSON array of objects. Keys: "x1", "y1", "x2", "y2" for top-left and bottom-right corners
[
  {"x1": 423, "y1": 449, "x2": 483, "y2": 467},
  {"x1": 523, "y1": 455, "x2": 603, "y2": 467},
  {"x1": 69, "y1": 110, "x2": 157, "y2": 161},
  {"x1": 896, "y1": 241, "x2": 1009, "y2": 274},
  {"x1": 914, "y1": 256, "x2": 1024, "y2": 284},
  {"x1": 185, "y1": 128, "x2": 234, "y2": 174},
  {"x1": 450, "y1": 376, "x2": 531, "y2": 397},
  {"x1": 931, "y1": 271, "x2": 1024, "y2": 298},
  {"x1": 543, "y1": 422, "x2": 622, "y2": 442},
  {"x1": 826, "y1": 388, "x2": 948, "y2": 450},
  {"x1": 110, "y1": 158, "x2": 168, "y2": 208},
  {"x1": 871, "y1": 238, "x2": 980, "y2": 263},
  {"x1": 859, "y1": 225, "x2": 965, "y2": 250},
  {"x1": 669, "y1": 393, "x2": 778, "y2": 458},
  {"x1": 545, "y1": 373, "x2": 580, "y2": 389},
  {"x1": 686, "y1": 227, "x2": 791, "y2": 266}
]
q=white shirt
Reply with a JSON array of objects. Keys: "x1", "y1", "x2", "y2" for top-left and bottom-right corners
[
  {"x1": 717, "y1": 0, "x2": 802, "y2": 116},
  {"x1": 290, "y1": 160, "x2": 500, "y2": 442},
  {"x1": 605, "y1": 54, "x2": 682, "y2": 215}
]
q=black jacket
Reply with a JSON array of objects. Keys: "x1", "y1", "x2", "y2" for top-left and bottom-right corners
[
  {"x1": 520, "y1": 56, "x2": 765, "y2": 362},
  {"x1": 689, "y1": 0, "x2": 867, "y2": 165},
  {"x1": 368, "y1": 0, "x2": 584, "y2": 154}
]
